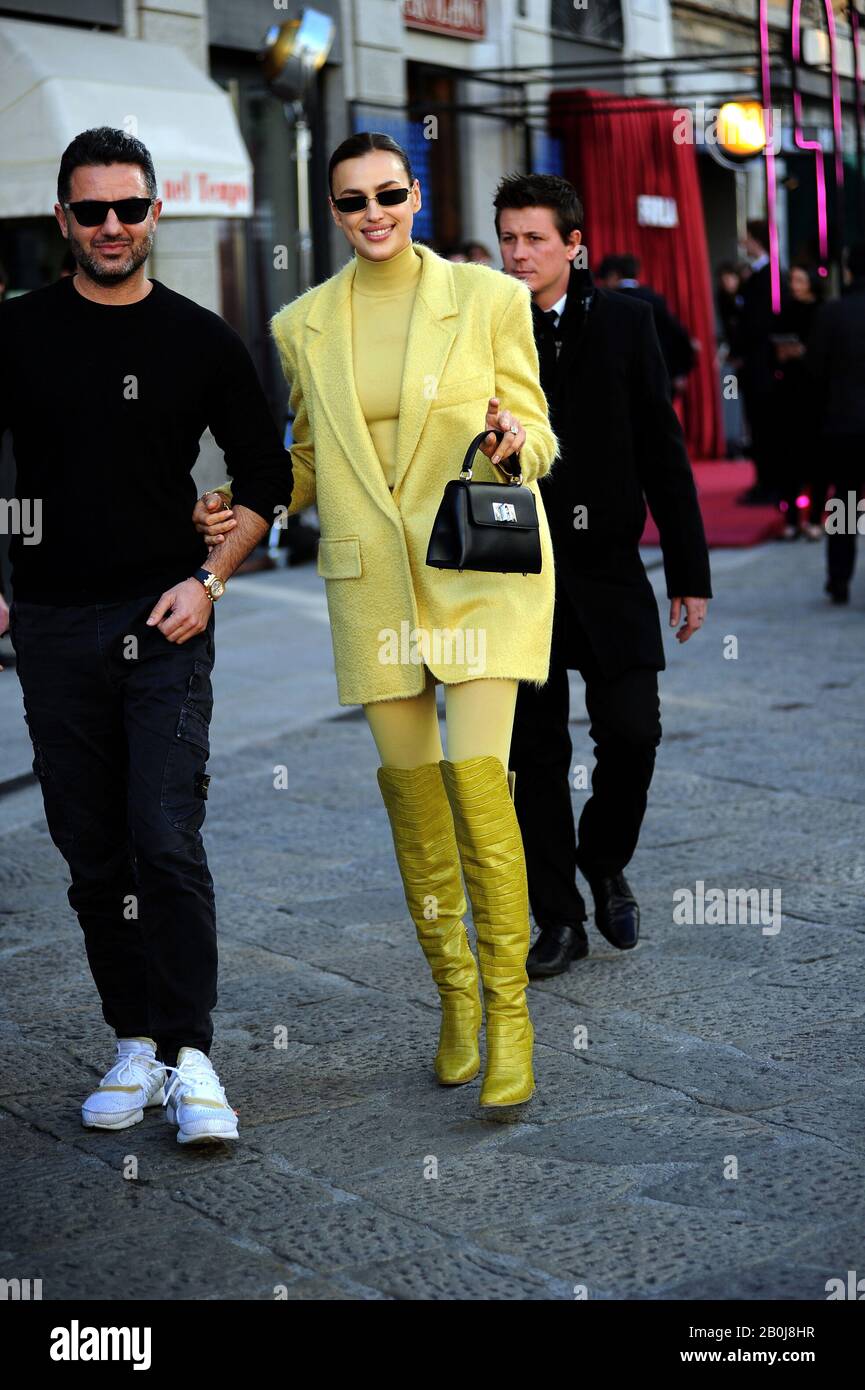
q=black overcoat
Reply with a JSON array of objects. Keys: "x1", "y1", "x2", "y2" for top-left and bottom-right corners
[{"x1": 532, "y1": 264, "x2": 712, "y2": 678}]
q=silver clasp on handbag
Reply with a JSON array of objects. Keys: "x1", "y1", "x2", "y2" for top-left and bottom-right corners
[{"x1": 492, "y1": 501, "x2": 517, "y2": 522}]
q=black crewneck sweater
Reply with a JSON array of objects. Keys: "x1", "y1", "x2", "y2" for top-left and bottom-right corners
[{"x1": 0, "y1": 275, "x2": 292, "y2": 604}]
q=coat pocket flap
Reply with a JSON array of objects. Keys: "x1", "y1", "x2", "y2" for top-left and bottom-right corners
[{"x1": 317, "y1": 536, "x2": 363, "y2": 578}]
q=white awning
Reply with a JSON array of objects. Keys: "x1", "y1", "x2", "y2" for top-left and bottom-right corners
[{"x1": 0, "y1": 18, "x2": 253, "y2": 218}]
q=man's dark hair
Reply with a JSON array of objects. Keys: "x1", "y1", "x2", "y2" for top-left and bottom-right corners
[
  {"x1": 596, "y1": 254, "x2": 624, "y2": 280},
  {"x1": 617, "y1": 253, "x2": 640, "y2": 280},
  {"x1": 57, "y1": 127, "x2": 157, "y2": 205},
  {"x1": 846, "y1": 241, "x2": 865, "y2": 279},
  {"x1": 746, "y1": 218, "x2": 770, "y2": 254},
  {"x1": 493, "y1": 173, "x2": 583, "y2": 243},
  {"x1": 328, "y1": 131, "x2": 413, "y2": 197}
]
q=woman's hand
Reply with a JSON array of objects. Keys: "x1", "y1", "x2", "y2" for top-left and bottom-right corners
[
  {"x1": 478, "y1": 397, "x2": 526, "y2": 474},
  {"x1": 192, "y1": 492, "x2": 238, "y2": 549}
]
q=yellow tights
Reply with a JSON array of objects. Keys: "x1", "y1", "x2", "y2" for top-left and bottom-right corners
[{"x1": 363, "y1": 665, "x2": 517, "y2": 769}]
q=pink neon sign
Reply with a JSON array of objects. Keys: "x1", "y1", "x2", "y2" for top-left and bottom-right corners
[{"x1": 758, "y1": 0, "x2": 846, "y2": 310}]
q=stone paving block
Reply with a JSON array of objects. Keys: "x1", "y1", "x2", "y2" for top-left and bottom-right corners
[
  {"x1": 184, "y1": 1182, "x2": 450, "y2": 1274},
  {"x1": 0, "y1": 1037, "x2": 98, "y2": 1101},
  {"x1": 347, "y1": 1151, "x2": 634, "y2": 1239},
  {"x1": 346, "y1": 1245, "x2": 570, "y2": 1300},
  {"x1": 632, "y1": 1134, "x2": 865, "y2": 1223},
  {"x1": 661, "y1": 1257, "x2": 845, "y2": 1301},
  {"x1": 473, "y1": 1199, "x2": 809, "y2": 1298},
  {"x1": 750, "y1": 1081, "x2": 865, "y2": 1155},
  {"x1": 18, "y1": 1215, "x2": 298, "y2": 1300},
  {"x1": 634, "y1": 985, "x2": 865, "y2": 1048},
  {"x1": 530, "y1": 1001, "x2": 823, "y2": 1114},
  {"x1": 242, "y1": 1097, "x2": 485, "y2": 1182},
  {"x1": 503, "y1": 1102, "x2": 777, "y2": 1169}
]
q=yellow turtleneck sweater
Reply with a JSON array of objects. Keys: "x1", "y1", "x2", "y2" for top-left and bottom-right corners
[{"x1": 352, "y1": 240, "x2": 423, "y2": 491}]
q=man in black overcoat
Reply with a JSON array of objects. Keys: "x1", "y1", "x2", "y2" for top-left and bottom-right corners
[{"x1": 494, "y1": 173, "x2": 712, "y2": 976}]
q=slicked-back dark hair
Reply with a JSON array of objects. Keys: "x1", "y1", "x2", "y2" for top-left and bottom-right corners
[
  {"x1": 57, "y1": 127, "x2": 157, "y2": 205},
  {"x1": 328, "y1": 131, "x2": 413, "y2": 197},
  {"x1": 493, "y1": 173, "x2": 583, "y2": 244}
]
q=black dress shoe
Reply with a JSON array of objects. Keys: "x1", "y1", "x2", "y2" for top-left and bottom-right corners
[
  {"x1": 586, "y1": 873, "x2": 640, "y2": 949},
  {"x1": 826, "y1": 579, "x2": 850, "y2": 605},
  {"x1": 527, "y1": 922, "x2": 589, "y2": 978}
]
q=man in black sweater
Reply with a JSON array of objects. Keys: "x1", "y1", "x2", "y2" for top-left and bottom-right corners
[
  {"x1": 495, "y1": 174, "x2": 711, "y2": 976},
  {"x1": 0, "y1": 128, "x2": 291, "y2": 1143}
]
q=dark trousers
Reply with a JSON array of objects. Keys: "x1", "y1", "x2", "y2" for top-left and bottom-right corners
[
  {"x1": 10, "y1": 595, "x2": 217, "y2": 1068},
  {"x1": 510, "y1": 608, "x2": 661, "y2": 929},
  {"x1": 826, "y1": 435, "x2": 865, "y2": 587},
  {"x1": 741, "y1": 378, "x2": 778, "y2": 496}
]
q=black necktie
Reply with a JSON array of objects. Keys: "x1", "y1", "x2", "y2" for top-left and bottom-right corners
[{"x1": 542, "y1": 308, "x2": 562, "y2": 358}]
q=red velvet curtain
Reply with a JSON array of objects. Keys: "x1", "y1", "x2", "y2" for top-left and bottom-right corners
[{"x1": 549, "y1": 89, "x2": 724, "y2": 461}]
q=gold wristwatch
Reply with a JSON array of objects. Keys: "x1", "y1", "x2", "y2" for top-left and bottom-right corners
[{"x1": 193, "y1": 567, "x2": 226, "y2": 602}]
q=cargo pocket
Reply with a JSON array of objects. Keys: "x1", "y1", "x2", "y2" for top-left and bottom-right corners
[
  {"x1": 24, "y1": 717, "x2": 76, "y2": 858},
  {"x1": 316, "y1": 536, "x2": 362, "y2": 579},
  {"x1": 161, "y1": 660, "x2": 213, "y2": 833}
]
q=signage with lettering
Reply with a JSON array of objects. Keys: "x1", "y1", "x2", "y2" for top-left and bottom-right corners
[
  {"x1": 636, "y1": 195, "x2": 679, "y2": 228},
  {"x1": 160, "y1": 171, "x2": 252, "y2": 217},
  {"x1": 403, "y1": 0, "x2": 486, "y2": 40}
]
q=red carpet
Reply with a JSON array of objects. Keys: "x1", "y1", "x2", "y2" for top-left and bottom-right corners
[{"x1": 641, "y1": 460, "x2": 785, "y2": 548}]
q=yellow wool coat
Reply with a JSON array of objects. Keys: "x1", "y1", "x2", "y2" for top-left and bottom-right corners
[{"x1": 270, "y1": 242, "x2": 559, "y2": 705}]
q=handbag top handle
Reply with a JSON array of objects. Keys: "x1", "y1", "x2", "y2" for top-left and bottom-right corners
[{"x1": 459, "y1": 428, "x2": 520, "y2": 483}]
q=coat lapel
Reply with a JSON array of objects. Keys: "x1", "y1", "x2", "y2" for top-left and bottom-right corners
[
  {"x1": 302, "y1": 243, "x2": 459, "y2": 509},
  {"x1": 391, "y1": 244, "x2": 459, "y2": 498},
  {"x1": 552, "y1": 265, "x2": 595, "y2": 405},
  {"x1": 303, "y1": 259, "x2": 398, "y2": 522}
]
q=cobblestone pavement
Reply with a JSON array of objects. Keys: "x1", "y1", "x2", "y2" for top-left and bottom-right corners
[{"x1": 1, "y1": 538, "x2": 863, "y2": 1301}]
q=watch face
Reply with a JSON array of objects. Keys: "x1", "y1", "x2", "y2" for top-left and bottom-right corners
[{"x1": 209, "y1": 577, "x2": 225, "y2": 598}]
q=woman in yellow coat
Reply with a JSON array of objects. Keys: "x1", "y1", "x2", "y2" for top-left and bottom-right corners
[{"x1": 196, "y1": 132, "x2": 558, "y2": 1107}]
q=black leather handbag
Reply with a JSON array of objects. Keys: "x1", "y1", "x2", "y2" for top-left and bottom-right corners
[{"x1": 425, "y1": 430, "x2": 542, "y2": 574}]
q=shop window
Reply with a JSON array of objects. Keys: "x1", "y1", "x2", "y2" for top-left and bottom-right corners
[{"x1": 550, "y1": 0, "x2": 623, "y2": 47}]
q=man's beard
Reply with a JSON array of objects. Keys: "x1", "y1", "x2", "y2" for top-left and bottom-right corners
[{"x1": 67, "y1": 226, "x2": 155, "y2": 286}]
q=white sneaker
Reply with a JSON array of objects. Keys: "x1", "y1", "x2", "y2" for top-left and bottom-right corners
[
  {"x1": 162, "y1": 1047, "x2": 239, "y2": 1145},
  {"x1": 81, "y1": 1037, "x2": 166, "y2": 1131}
]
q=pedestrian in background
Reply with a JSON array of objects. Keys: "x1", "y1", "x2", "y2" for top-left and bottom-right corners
[
  {"x1": 808, "y1": 241, "x2": 865, "y2": 604},
  {"x1": 732, "y1": 219, "x2": 781, "y2": 505},
  {"x1": 772, "y1": 263, "x2": 824, "y2": 540},
  {"x1": 598, "y1": 252, "x2": 696, "y2": 400}
]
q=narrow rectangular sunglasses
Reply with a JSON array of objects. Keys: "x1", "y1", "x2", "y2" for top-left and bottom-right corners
[
  {"x1": 332, "y1": 187, "x2": 410, "y2": 214},
  {"x1": 65, "y1": 198, "x2": 154, "y2": 227}
]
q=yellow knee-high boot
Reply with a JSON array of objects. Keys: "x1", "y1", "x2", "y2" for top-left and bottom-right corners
[
  {"x1": 376, "y1": 762, "x2": 482, "y2": 1085},
  {"x1": 439, "y1": 756, "x2": 535, "y2": 1107}
]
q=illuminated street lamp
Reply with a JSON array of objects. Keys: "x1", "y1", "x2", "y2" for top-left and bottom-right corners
[
  {"x1": 717, "y1": 101, "x2": 768, "y2": 158},
  {"x1": 261, "y1": 9, "x2": 335, "y2": 289}
]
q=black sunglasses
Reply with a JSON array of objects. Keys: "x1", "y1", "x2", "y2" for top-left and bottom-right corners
[
  {"x1": 331, "y1": 187, "x2": 411, "y2": 214},
  {"x1": 64, "y1": 198, "x2": 154, "y2": 227}
]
